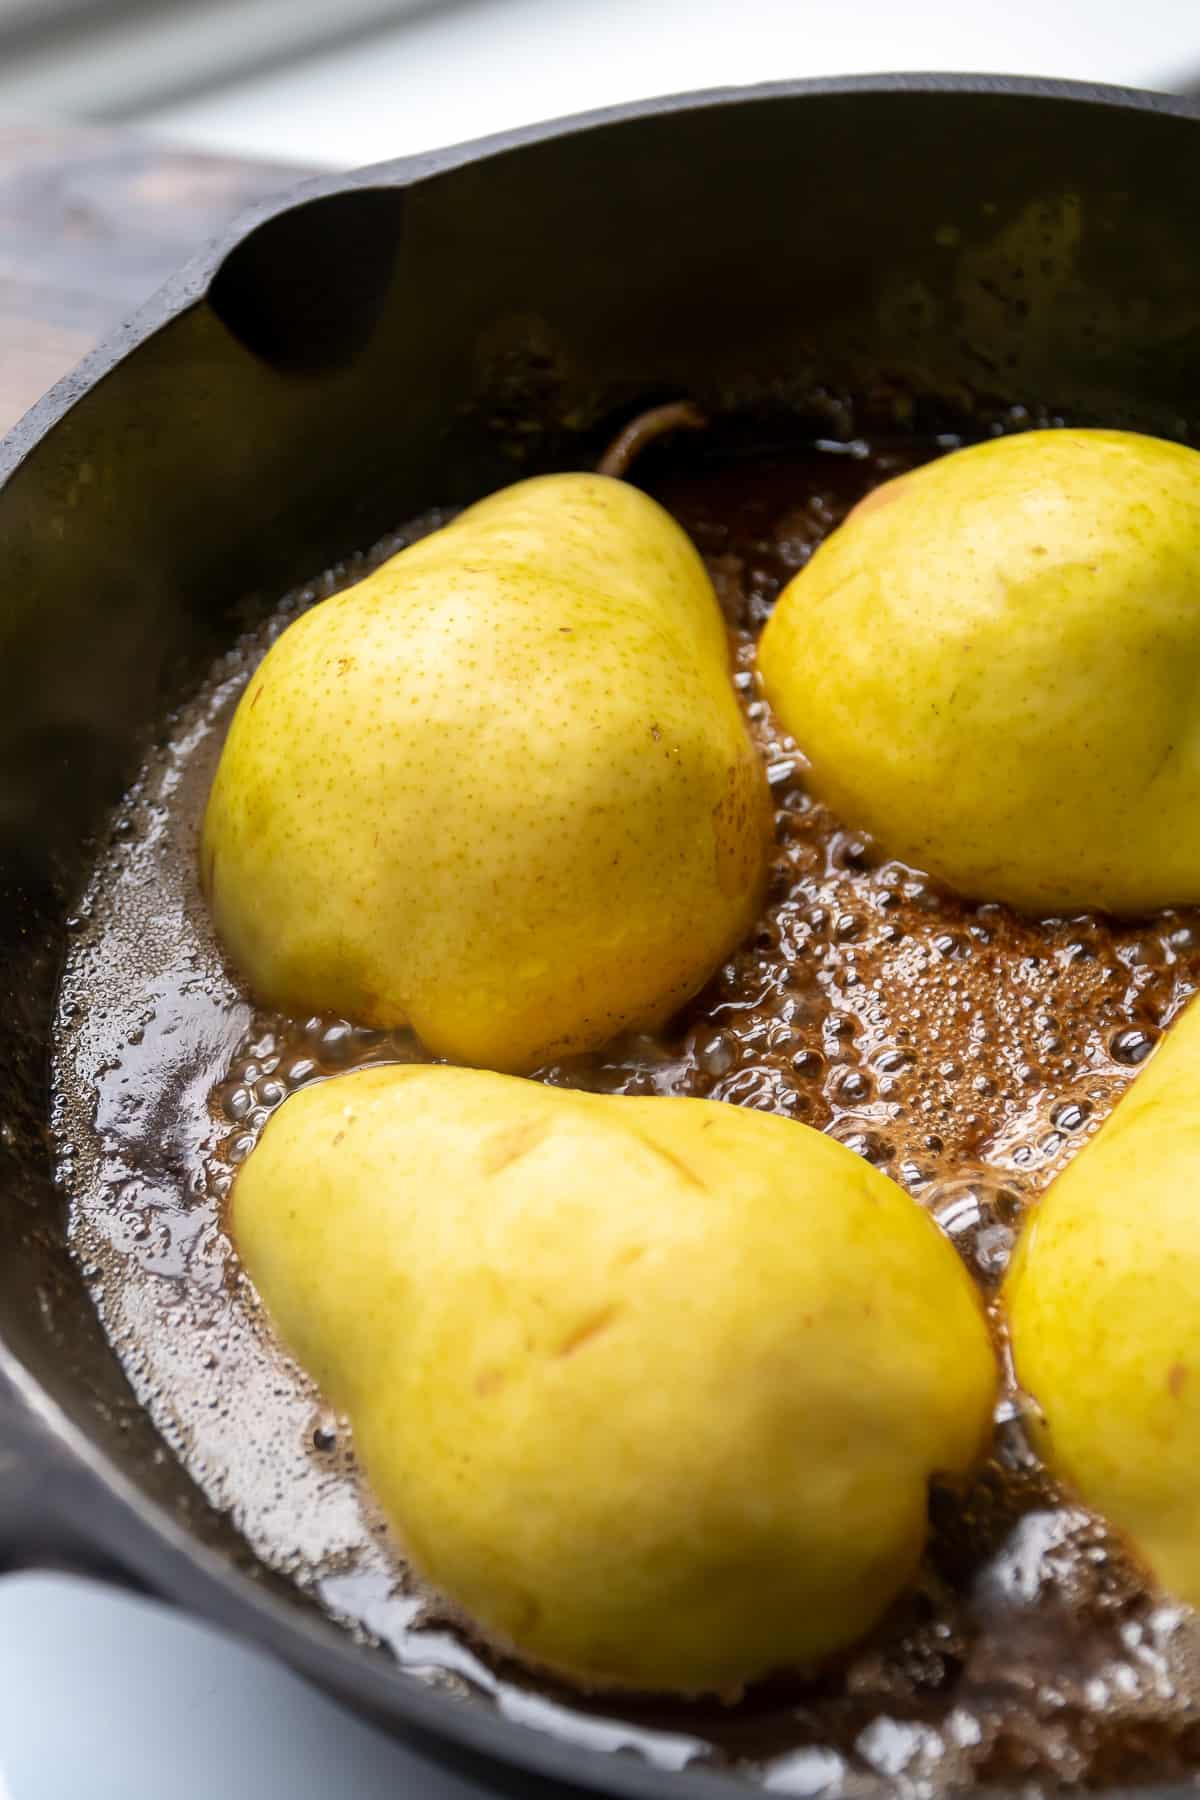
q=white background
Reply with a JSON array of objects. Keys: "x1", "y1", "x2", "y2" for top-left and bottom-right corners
[
  {"x1": 140, "y1": 0, "x2": 1200, "y2": 168},
  {"x1": 3, "y1": 2, "x2": 1200, "y2": 1796}
]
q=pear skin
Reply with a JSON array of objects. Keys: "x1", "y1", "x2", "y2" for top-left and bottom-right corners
[
  {"x1": 204, "y1": 474, "x2": 771, "y2": 1071},
  {"x1": 234, "y1": 1065, "x2": 997, "y2": 1696},
  {"x1": 1006, "y1": 995, "x2": 1200, "y2": 1604},
  {"x1": 758, "y1": 429, "x2": 1200, "y2": 914}
]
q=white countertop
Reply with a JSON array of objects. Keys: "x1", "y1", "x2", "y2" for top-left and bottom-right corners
[
  {"x1": 0, "y1": 1574, "x2": 496, "y2": 1800},
  {"x1": 140, "y1": 0, "x2": 1200, "y2": 169}
]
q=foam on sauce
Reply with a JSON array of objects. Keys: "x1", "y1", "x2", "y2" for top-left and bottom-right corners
[{"x1": 53, "y1": 439, "x2": 1200, "y2": 1792}]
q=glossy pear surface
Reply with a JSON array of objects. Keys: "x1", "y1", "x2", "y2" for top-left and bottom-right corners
[
  {"x1": 234, "y1": 1064, "x2": 997, "y2": 1696},
  {"x1": 204, "y1": 474, "x2": 770, "y2": 1070},
  {"x1": 1006, "y1": 996, "x2": 1200, "y2": 1603},
  {"x1": 758, "y1": 429, "x2": 1200, "y2": 913}
]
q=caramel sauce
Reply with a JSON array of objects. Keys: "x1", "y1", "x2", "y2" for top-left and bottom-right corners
[{"x1": 53, "y1": 439, "x2": 1200, "y2": 1791}]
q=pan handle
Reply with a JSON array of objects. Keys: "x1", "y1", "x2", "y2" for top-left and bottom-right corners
[{"x1": 0, "y1": 1353, "x2": 149, "y2": 1591}]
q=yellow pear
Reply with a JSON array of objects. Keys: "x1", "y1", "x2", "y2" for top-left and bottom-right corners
[
  {"x1": 1006, "y1": 997, "x2": 1200, "y2": 1603},
  {"x1": 758, "y1": 429, "x2": 1200, "y2": 914},
  {"x1": 234, "y1": 1064, "x2": 997, "y2": 1696},
  {"x1": 203, "y1": 474, "x2": 770, "y2": 1071}
]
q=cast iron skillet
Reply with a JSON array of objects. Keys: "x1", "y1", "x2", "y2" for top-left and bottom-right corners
[{"x1": 3, "y1": 71, "x2": 1200, "y2": 1800}]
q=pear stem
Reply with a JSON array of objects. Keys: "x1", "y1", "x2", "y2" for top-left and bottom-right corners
[{"x1": 596, "y1": 401, "x2": 707, "y2": 479}]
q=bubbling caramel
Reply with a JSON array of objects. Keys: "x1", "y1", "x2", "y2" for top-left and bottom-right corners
[{"x1": 54, "y1": 439, "x2": 1200, "y2": 1793}]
